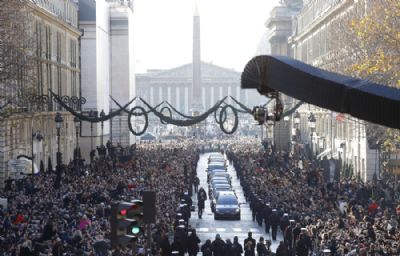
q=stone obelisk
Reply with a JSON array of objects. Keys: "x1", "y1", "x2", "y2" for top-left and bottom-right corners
[{"x1": 190, "y1": 1, "x2": 203, "y2": 116}]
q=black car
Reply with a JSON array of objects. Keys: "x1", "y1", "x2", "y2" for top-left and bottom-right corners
[
  {"x1": 207, "y1": 164, "x2": 227, "y2": 172},
  {"x1": 214, "y1": 192, "x2": 240, "y2": 220}
]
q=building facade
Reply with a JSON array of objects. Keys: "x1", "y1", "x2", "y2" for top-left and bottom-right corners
[
  {"x1": 290, "y1": 0, "x2": 377, "y2": 181},
  {"x1": 0, "y1": 0, "x2": 81, "y2": 187},
  {"x1": 264, "y1": 0, "x2": 303, "y2": 150},
  {"x1": 79, "y1": 0, "x2": 135, "y2": 152}
]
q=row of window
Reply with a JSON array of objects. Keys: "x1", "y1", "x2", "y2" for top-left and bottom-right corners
[
  {"x1": 35, "y1": 20, "x2": 78, "y2": 66},
  {"x1": 32, "y1": 0, "x2": 79, "y2": 27}
]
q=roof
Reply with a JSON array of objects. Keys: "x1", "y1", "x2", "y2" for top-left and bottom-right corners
[{"x1": 136, "y1": 62, "x2": 240, "y2": 80}]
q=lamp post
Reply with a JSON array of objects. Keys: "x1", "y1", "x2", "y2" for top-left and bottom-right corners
[
  {"x1": 308, "y1": 112, "x2": 316, "y2": 156},
  {"x1": 55, "y1": 112, "x2": 64, "y2": 168},
  {"x1": 74, "y1": 116, "x2": 80, "y2": 171},
  {"x1": 294, "y1": 111, "x2": 300, "y2": 128},
  {"x1": 89, "y1": 110, "x2": 97, "y2": 152},
  {"x1": 32, "y1": 131, "x2": 44, "y2": 175},
  {"x1": 100, "y1": 109, "x2": 105, "y2": 146},
  {"x1": 293, "y1": 111, "x2": 301, "y2": 142}
]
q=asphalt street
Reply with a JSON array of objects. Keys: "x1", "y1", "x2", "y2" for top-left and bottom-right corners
[{"x1": 189, "y1": 153, "x2": 284, "y2": 253}]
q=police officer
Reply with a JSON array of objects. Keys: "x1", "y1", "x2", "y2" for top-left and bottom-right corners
[
  {"x1": 263, "y1": 203, "x2": 272, "y2": 234},
  {"x1": 270, "y1": 209, "x2": 280, "y2": 241}
]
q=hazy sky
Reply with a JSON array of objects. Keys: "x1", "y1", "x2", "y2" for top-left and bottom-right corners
[{"x1": 134, "y1": 0, "x2": 280, "y2": 73}]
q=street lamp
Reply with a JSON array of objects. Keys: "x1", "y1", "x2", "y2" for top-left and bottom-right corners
[
  {"x1": 100, "y1": 109, "x2": 105, "y2": 146},
  {"x1": 89, "y1": 110, "x2": 97, "y2": 152},
  {"x1": 308, "y1": 112, "x2": 316, "y2": 155},
  {"x1": 294, "y1": 111, "x2": 301, "y2": 128},
  {"x1": 74, "y1": 116, "x2": 80, "y2": 172},
  {"x1": 32, "y1": 131, "x2": 44, "y2": 175},
  {"x1": 55, "y1": 112, "x2": 64, "y2": 167}
]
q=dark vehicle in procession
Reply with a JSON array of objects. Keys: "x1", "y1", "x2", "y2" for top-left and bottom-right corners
[{"x1": 213, "y1": 192, "x2": 241, "y2": 220}]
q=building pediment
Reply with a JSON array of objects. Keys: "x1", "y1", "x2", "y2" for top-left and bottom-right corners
[{"x1": 137, "y1": 62, "x2": 241, "y2": 80}]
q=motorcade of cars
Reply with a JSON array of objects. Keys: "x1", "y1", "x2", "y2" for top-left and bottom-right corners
[{"x1": 214, "y1": 192, "x2": 241, "y2": 220}]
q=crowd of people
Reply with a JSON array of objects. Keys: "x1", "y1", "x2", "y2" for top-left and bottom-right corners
[
  {"x1": 227, "y1": 141, "x2": 400, "y2": 256},
  {"x1": 1, "y1": 136, "x2": 400, "y2": 256},
  {"x1": 0, "y1": 141, "x2": 199, "y2": 256}
]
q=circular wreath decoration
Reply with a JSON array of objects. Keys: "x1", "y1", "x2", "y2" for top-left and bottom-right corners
[
  {"x1": 159, "y1": 106, "x2": 172, "y2": 125},
  {"x1": 219, "y1": 105, "x2": 238, "y2": 135},
  {"x1": 214, "y1": 105, "x2": 228, "y2": 125},
  {"x1": 128, "y1": 106, "x2": 148, "y2": 136}
]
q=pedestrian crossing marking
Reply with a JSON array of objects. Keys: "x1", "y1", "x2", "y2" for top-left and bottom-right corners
[
  {"x1": 216, "y1": 228, "x2": 226, "y2": 232},
  {"x1": 249, "y1": 228, "x2": 260, "y2": 232},
  {"x1": 197, "y1": 228, "x2": 209, "y2": 232},
  {"x1": 232, "y1": 228, "x2": 242, "y2": 232}
]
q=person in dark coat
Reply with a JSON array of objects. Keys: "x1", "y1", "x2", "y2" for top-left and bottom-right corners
[
  {"x1": 275, "y1": 241, "x2": 289, "y2": 256},
  {"x1": 224, "y1": 239, "x2": 234, "y2": 255},
  {"x1": 211, "y1": 234, "x2": 226, "y2": 256},
  {"x1": 270, "y1": 209, "x2": 280, "y2": 241},
  {"x1": 171, "y1": 235, "x2": 185, "y2": 256},
  {"x1": 187, "y1": 229, "x2": 201, "y2": 256},
  {"x1": 197, "y1": 188, "x2": 207, "y2": 219},
  {"x1": 256, "y1": 237, "x2": 270, "y2": 256},
  {"x1": 280, "y1": 213, "x2": 290, "y2": 234},
  {"x1": 284, "y1": 220, "x2": 295, "y2": 250},
  {"x1": 243, "y1": 232, "x2": 256, "y2": 256},
  {"x1": 263, "y1": 203, "x2": 272, "y2": 234},
  {"x1": 160, "y1": 232, "x2": 171, "y2": 256},
  {"x1": 201, "y1": 239, "x2": 212, "y2": 256},
  {"x1": 232, "y1": 236, "x2": 243, "y2": 256},
  {"x1": 295, "y1": 233, "x2": 309, "y2": 256}
]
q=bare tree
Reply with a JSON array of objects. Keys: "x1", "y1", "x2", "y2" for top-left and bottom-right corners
[{"x1": 0, "y1": 0, "x2": 37, "y2": 116}]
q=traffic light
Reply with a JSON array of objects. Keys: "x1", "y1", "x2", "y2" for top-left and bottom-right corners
[{"x1": 111, "y1": 200, "x2": 144, "y2": 249}]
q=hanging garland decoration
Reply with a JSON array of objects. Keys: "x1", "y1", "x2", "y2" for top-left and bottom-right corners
[
  {"x1": 140, "y1": 97, "x2": 227, "y2": 127},
  {"x1": 214, "y1": 104, "x2": 228, "y2": 124},
  {"x1": 281, "y1": 101, "x2": 304, "y2": 117},
  {"x1": 230, "y1": 96, "x2": 253, "y2": 114},
  {"x1": 165, "y1": 101, "x2": 196, "y2": 119},
  {"x1": 159, "y1": 106, "x2": 172, "y2": 124},
  {"x1": 110, "y1": 97, "x2": 164, "y2": 116},
  {"x1": 127, "y1": 106, "x2": 148, "y2": 136},
  {"x1": 49, "y1": 90, "x2": 136, "y2": 122},
  {"x1": 218, "y1": 104, "x2": 239, "y2": 134}
]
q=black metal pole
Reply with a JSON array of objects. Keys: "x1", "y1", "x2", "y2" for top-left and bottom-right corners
[
  {"x1": 31, "y1": 130, "x2": 34, "y2": 176},
  {"x1": 101, "y1": 121, "x2": 104, "y2": 146},
  {"x1": 91, "y1": 122, "x2": 93, "y2": 151},
  {"x1": 57, "y1": 128, "x2": 61, "y2": 165}
]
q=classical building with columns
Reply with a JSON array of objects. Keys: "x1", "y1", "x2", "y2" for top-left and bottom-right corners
[
  {"x1": 136, "y1": 2, "x2": 263, "y2": 134},
  {"x1": 136, "y1": 62, "x2": 261, "y2": 113},
  {"x1": 0, "y1": 0, "x2": 81, "y2": 187}
]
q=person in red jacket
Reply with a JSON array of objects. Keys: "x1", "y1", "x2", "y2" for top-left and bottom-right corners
[
  {"x1": 13, "y1": 212, "x2": 25, "y2": 225},
  {"x1": 368, "y1": 200, "x2": 378, "y2": 215}
]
